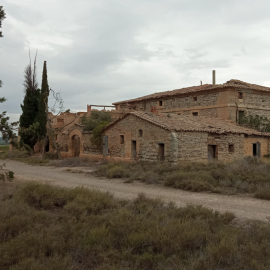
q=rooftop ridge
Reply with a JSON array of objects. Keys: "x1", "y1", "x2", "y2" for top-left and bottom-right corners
[{"x1": 113, "y1": 80, "x2": 270, "y2": 105}]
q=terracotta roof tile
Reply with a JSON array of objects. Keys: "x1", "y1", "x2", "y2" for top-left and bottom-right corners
[
  {"x1": 103, "y1": 111, "x2": 270, "y2": 137},
  {"x1": 113, "y1": 79, "x2": 270, "y2": 105}
]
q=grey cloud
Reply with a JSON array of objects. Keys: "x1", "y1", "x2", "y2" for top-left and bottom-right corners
[{"x1": 1, "y1": 0, "x2": 270, "y2": 120}]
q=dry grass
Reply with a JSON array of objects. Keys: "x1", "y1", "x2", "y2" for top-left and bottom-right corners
[
  {"x1": 0, "y1": 149, "x2": 50, "y2": 166},
  {"x1": 95, "y1": 157, "x2": 270, "y2": 200},
  {"x1": 2, "y1": 181, "x2": 270, "y2": 269},
  {"x1": 49, "y1": 157, "x2": 98, "y2": 167}
]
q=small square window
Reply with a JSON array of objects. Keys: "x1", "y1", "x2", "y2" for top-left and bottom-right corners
[
  {"x1": 159, "y1": 100, "x2": 163, "y2": 106},
  {"x1": 228, "y1": 144, "x2": 234, "y2": 153},
  {"x1": 193, "y1": 96, "x2": 197, "y2": 101},
  {"x1": 120, "y1": 135, "x2": 124, "y2": 144},
  {"x1": 238, "y1": 92, "x2": 243, "y2": 99},
  {"x1": 139, "y1": 129, "x2": 143, "y2": 137},
  {"x1": 192, "y1": 112, "x2": 198, "y2": 116}
]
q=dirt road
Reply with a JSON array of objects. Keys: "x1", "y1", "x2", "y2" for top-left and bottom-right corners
[{"x1": 3, "y1": 160, "x2": 270, "y2": 221}]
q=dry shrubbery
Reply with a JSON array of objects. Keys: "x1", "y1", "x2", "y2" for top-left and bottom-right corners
[
  {"x1": 96, "y1": 157, "x2": 270, "y2": 200},
  {"x1": 2, "y1": 182, "x2": 270, "y2": 269},
  {"x1": 49, "y1": 157, "x2": 97, "y2": 167},
  {"x1": 0, "y1": 149, "x2": 50, "y2": 166}
]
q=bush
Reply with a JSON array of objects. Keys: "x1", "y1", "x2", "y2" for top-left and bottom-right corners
[
  {"x1": 3, "y1": 182, "x2": 270, "y2": 269},
  {"x1": 81, "y1": 111, "x2": 112, "y2": 132},
  {"x1": 94, "y1": 159, "x2": 270, "y2": 200}
]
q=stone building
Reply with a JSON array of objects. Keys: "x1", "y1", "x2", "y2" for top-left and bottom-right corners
[
  {"x1": 45, "y1": 74, "x2": 270, "y2": 162},
  {"x1": 102, "y1": 112, "x2": 270, "y2": 162},
  {"x1": 113, "y1": 78, "x2": 270, "y2": 123}
]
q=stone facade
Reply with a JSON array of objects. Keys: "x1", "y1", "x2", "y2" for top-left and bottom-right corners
[
  {"x1": 102, "y1": 113, "x2": 270, "y2": 163},
  {"x1": 103, "y1": 115, "x2": 172, "y2": 162}
]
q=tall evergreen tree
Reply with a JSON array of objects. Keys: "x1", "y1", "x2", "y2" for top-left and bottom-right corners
[
  {"x1": 20, "y1": 54, "x2": 40, "y2": 129},
  {"x1": 38, "y1": 61, "x2": 49, "y2": 139}
]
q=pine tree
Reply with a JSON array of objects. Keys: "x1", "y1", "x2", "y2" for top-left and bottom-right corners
[{"x1": 38, "y1": 61, "x2": 49, "y2": 139}]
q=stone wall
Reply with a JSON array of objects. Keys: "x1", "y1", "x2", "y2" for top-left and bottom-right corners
[
  {"x1": 177, "y1": 132, "x2": 208, "y2": 162},
  {"x1": 207, "y1": 133, "x2": 244, "y2": 161},
  {"x1": 103, "y1": 114, "x2": 172, "y2": 162},
  {"x1": 198, "y1": 108, "x2": 218, "y2": 117},
  {"x1": 82, "y1": 132, "x2": 102, "y2": 155},
  {"x1": 127, "y1": 92, "x2": 219, "y2": 113}
]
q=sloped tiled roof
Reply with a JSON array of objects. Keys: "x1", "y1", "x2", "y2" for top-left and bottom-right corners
[
  {"x1": 113, "y1": 79, "x2": 270, "y2": 105},
  {"x1": 103, "y1": 111, "x2": 270, "y2": 137}
]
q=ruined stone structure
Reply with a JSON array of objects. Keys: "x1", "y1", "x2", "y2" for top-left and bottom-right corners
[{"x1": 113, "y1": 79, "x2": 270, "y2": 123}]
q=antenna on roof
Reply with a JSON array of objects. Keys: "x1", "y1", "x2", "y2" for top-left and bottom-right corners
[
  {"x1": 212, "y1": 70, "x2": 216, "y2": 85},
  {"x1": 200, "y1": 80, "x2": 202, "y2": 86}
]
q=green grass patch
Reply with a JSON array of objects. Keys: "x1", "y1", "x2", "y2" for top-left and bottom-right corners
[
  {"x1": 2, "y1": 182, "x2": 270, "y2": 269},
  {"x1": 95, "y1": 157, "x2": 270, "y2": 199}
]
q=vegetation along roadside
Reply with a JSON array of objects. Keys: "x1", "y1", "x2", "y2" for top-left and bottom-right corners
[
  {"x1": 95, "y1": 157, "x2": 270, "y2": 200},
  {"x1": 2, "y1": 181, "x2": 270, "y2": 270}
]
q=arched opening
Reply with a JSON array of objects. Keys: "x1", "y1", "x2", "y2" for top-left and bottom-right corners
[{"x1": 72, "y1": 135, "x2": 80, "y2": 157}]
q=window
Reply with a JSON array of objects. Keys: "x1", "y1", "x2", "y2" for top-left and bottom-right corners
[
  {"x1": 159, "y1": 100, "x2": 163, "y2": 106},
  {"x1": 238, "y1": 111, "x2": 245, "y2": 124},
  {"x1": 192, "y1": 112, "x2": 198, "y2": 116},
  {"x1": 178, "y1": 113, "x2": 181, "y2": 115},
  {"x1": 238, "y1": 92, "x2": 243, "y2": 99},
  {"x1": 228, "y1": 144, "x2": 234, "y2": 153},
  {"x1": 193, "y1": 96, "x2": 197, "y2": 101},
  {"x1": 139, "y1": 129, "x2": 143, "y2": 137},
  {"x1": 120, "y1": 135, "x2": 124, "y2": 144}
]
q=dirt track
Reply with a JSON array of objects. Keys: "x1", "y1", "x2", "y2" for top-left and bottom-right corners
[{"x1": 3, "y1": 160, "x2": 270, "y2": 221}]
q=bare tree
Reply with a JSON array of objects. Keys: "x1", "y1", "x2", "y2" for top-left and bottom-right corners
[
  {"x1": 23, "y1": 50, "x2": 38, "y2": 92},
  {"x1": 43, "y1": 88, "x2": 79, "y2": 159}
]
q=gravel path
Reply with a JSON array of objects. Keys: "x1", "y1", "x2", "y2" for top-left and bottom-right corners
[{"x1": 3, "y1": 160, "x2": 270, "y2": 221}]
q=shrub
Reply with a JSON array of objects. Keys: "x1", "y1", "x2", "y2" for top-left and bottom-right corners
[
  {"x1": 3, "y1": 182, "x2": 270, "y2": 269},
  {"x1": 94, "y1": 159, "x2": 270, "y2": 200}
]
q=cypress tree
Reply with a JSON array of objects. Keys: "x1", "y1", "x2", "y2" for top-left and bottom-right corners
[
  {"x1": 38, "y1": 61, "x2": 49, "y2": 139},
  {"x1": 20, "y1": 88, "x2": 41, "y2": 128}
]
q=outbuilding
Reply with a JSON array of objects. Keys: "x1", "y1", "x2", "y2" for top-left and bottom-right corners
[{"x1": 102, "y1": 111, "x2": 270, "y2": 162}]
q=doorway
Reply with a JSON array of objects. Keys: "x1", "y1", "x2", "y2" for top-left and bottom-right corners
[
  {"x1": 45, "y1": 138, "x2": 50, "y2": 153},
  {"x1": 253, "y1": 142, "x2": 261, "y2": 157},
  {"x1": 132, "y1": 140, "x2": 137, "y2": 160},
  {"x1": 158, "y1": 143, "x2": 165, "y2": 161},
  {"x1": 72, "y1": 135, "x2": 80, "y2": 157},
  {"x1": 103, "y1": 136, "x2": 108, "y2": 156},
  {"x1": 208, "y1": 145, "x2": 216, "y2": 161}
]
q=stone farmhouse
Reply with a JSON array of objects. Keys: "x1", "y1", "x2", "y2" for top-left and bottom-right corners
[
  {"x1": 47, "y1": 72, "x2": 270, "y2": 162},
  {"x1": 102, "y1": 112, "x2": 270, "y2": 162}
]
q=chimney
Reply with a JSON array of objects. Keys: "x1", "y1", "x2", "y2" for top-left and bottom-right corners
[{"x1": 212, "y1": 70, "x2": 216, "y2": 85}]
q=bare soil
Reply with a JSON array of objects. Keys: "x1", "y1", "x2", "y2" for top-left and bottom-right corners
[{"x1": 2, "y1": 160, "x2": 270, "y2": 221}]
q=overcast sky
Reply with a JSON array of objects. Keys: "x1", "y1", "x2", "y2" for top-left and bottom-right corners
[{"x1": 1, "y1": 0, "x2": 270, "y2": 122}]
